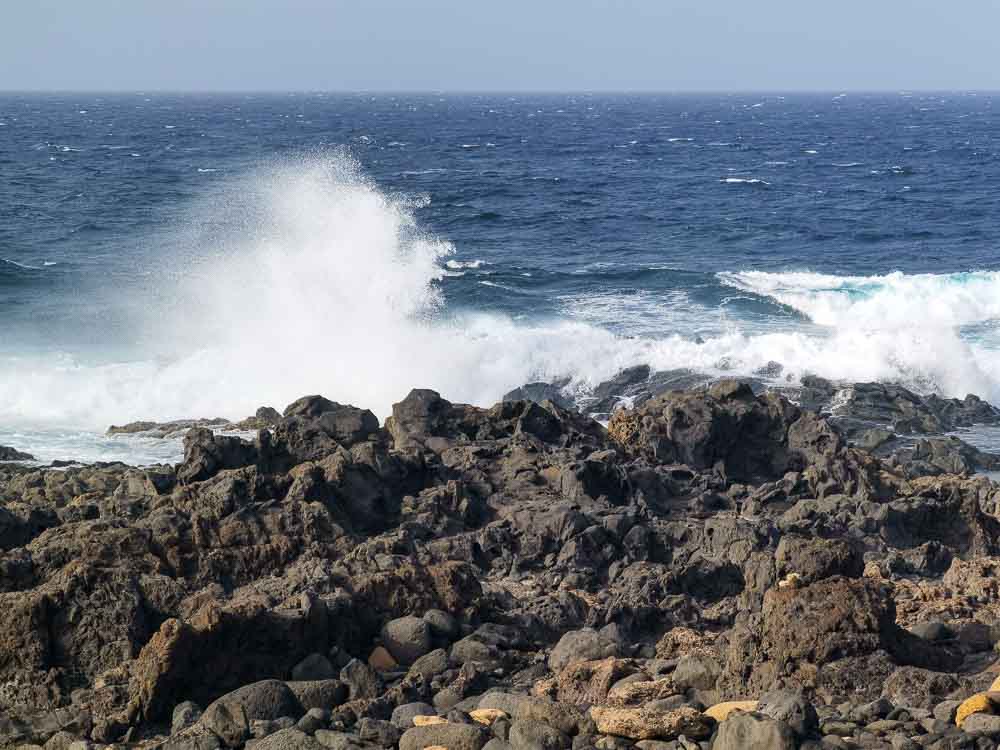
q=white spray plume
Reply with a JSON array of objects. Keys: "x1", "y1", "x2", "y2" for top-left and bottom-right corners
[{"x1": 2, "y1": 154, "x2": 1000, "y2": 434}]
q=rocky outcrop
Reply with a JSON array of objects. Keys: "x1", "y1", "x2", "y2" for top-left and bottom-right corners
[
  {"x1": 0, "y1": 445, "x2": 34, "y2": 462},
  {"x1": 3, "y1": 378, "x2": 1000, "y2": 749}
]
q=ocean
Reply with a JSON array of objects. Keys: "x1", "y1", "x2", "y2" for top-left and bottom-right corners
[{"x1": 1, "y1": 91, "x2": 999, "y2": 464}]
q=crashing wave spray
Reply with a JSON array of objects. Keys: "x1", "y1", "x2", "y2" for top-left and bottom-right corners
[
  {"x1": 3, "y1": 153, "x2": 1000, "y2": 439},
  {"x1": 0, "y1": 154, "x2": 642, "y2": 429},
  {"x1": 715, "y1": 270, "x2": 1000, "y2": 400}
]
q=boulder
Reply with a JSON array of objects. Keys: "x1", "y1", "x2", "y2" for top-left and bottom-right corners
[
  {"x1": 398, "y1": 723, "x2": 488, "y2": 750},
  {"x1": 210, "y1": 680, "x2": 303, "y2": 722},
  {"x1": 756, "y1": 689, "x2": 818, "y2": 738},
  {"x1": 424, "y1": 610, "x2": 459, "y2": 640},
  {"x1": 507, "y1": 720, "x2": 570, "y2": 750},
  {"x1": 199, "y1": 700, "x2": 250, "y2": 748},
  {"x1": 252, "y1": 728, "x2": 325, "y2": 750},
  {"x1": 382, "y1": 616, "x2": 434, "y2": 665},
  {"x1": 587, "y1": 706, "x2": 712, "y2": 741},
  {"x1": 671, "y1": 654, "x2": 720, "y2": 691},
  {"x1": 285, "y1": 681, "x2": 348, "y2": 712},
  {"x1": 392, "y1": 703, "x2": 439, "y2": 730},
  {"x1": 548, "y1": 629, "x2": 621, "y2": 672},
  {"x1": 961, "y1": 712, "x2": 1000, "y2": 738},
  {"x1": 477, "y1": 694, "x2": 586, "y2": 736},
  {"x1": 712, "y1": 712, "x2": 796, "y2": 750},
  {"x1": 177, "y1": 428, "x2": 257, "y2": 484},
  {"x1": 357, "y1": 718, "x2": 401, "y2": 747},
  {"x1": 340, "y1": 659, "x2": 382, "y2": 701},
  {"x1": 956, "y1": 693, "x2": 1000, "y2": 727},
  {"x1": 703, "y1": 701, "x2": 758, "y2": 722}
]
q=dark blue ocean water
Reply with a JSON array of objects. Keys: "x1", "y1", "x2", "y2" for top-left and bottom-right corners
[{"x1": 2, "y1": 92, "x2": 1000, "y2": 461}]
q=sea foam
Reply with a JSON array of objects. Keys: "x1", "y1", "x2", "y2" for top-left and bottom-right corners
[{"x1": 2, "y1": 155, "x2": 1000, "y2": 441}]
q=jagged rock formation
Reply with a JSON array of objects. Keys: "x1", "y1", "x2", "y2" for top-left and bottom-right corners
[
  {"x1": 0, "y1": 446, "x2": 34, "y2": 462},
  {"x1": 3, "y1": 381, "x2": 1000, "y2": 749}
]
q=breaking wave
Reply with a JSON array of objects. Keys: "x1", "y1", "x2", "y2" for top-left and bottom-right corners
[{"x1": 2, "y1": 155, "x2": 1000, "y2": 437}]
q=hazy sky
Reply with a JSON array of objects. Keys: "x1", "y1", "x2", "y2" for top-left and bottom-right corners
[{"x1": 3, "y1": 0, "x2": 997, "y2": 91}]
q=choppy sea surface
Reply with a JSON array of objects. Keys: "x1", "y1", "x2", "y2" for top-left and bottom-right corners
[{"x1": 2, "y1": 92, "x2": 1000, "y2": 463}]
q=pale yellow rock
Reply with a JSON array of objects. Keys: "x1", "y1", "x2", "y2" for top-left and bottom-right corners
[
  {"x1": 413, "y1": 715, "x2": 448, "y2": 727},
  {"x1": 956, "y1": 693, "x2": 997, "y2": 727},
  {"x1": 424, "y1": 746, "x2": 448, "y2": 750},
  {"x1": 990, "y1": 674, "x2": 1000, "y2": 692},
  {"x1": 703, "y1": 700, "x2": 759, "y2": 722},
  {"x1": 778, "y1": 573, "x2": 802, "y2": 589},
  {"x1": 368, "y1": 645, "x2": 398, "y2": 671},
  {"x1": 863, "y1": 561, "x2": 883, "y2": 579},
  {"x1": 589, "y1": 706, "x2": 713, "y2": 741},
  {"x1": 469, "y1": 708, "x2": 508, "y2": 726}
]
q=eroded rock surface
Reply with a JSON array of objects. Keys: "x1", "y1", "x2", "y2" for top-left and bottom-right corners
[{"x1": 2, "y1": 379, "x2": 1000, "y2": 749}]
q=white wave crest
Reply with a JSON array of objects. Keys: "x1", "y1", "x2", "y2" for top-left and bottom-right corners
[
  {"x1": 445, "y1": 259, "x2": 487, "y2": 270},
  {"x1": 714, "y1": 269, "x2": 1000, "y2": 400},
  {"x1": 719, "y1": 269, "x2": 1000, "y2": 329},
  {"x1": 3, "y1": 154, "x2": 1000, "y2": 447}
]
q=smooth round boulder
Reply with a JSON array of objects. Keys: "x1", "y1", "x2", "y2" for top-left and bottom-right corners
[
  {"x1": 398, "y1": 723, "x2": 488, "y2": 750},
  {"x1": 382, "y1": 616, "x2": 434, "y2": 665},
  {"x1": 508, "y1": 720, "x2": 570, "y2": 750},
  {"x1": 548, "y1": 629, "x2": 620, "y2": 672},
  {"x1": 211, "y1": 679, "x2": 304, "y2": 721}
]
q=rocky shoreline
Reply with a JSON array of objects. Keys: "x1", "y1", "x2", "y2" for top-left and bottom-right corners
[{"x1": 5, "y1": 377, "x2": 1000, "y2": 749}]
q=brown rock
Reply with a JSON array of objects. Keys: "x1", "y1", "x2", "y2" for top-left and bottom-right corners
[{"x1": 588, "y1": 706, "x2": 712, "y2": 741}]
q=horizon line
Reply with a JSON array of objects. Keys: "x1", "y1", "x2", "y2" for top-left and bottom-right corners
[{"x1": 1, "y1": 88, "x2": 998, "y2": 96}]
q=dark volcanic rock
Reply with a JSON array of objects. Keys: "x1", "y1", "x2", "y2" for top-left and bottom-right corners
[
  {"x1": 177, "y1": 428, "x2": 259, "y2": 483},
  {"x1": 3, "y1": 380, "x2": 1000, "y2": 748},
  {"x1": 107, "y1": 417, "x2": 231, "y2": 438},
  {"x1": 0, "y1": 445, "x2": 34, "y2": 461}
]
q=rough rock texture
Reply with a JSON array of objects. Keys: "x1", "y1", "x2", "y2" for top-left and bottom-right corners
[
  {"x1": 587, "y1": 706, "x2": 711, "y2": 740},
  {"x1": 2, "y1": 377, "x2": 1000, "y2": 750}
]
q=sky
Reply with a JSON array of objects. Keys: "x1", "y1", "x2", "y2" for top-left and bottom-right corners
[{"x1": 2, "y1": 0, "x2": 998, "y2": 92}]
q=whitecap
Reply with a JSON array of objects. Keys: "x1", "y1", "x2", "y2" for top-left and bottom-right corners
[
  {"x1": 9, "y1": 153, "x2": 1000, "y2": 460},
  {"x1": 401, "y1": 168, "x2": 447, "y2": 176},
  {"x1": 1, "y1": 258, "x2": 46, "y2": 271}
]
